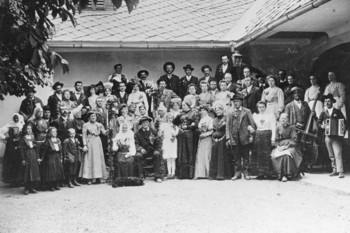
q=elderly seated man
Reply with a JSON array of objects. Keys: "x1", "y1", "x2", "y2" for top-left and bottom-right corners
[{"x1": 134, "y1": 116, "x2": 165, "y2": 182}]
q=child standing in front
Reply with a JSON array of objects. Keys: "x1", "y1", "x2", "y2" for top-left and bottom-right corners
[
  {"x1": 20, "y1": 123, "x2": 41, "y2": 195},
  {"x1": 159, "y1": 113, "x2": 179, "y2": 179}
]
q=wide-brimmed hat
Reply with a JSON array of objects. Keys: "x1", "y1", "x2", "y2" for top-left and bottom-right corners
[
  {"x1": 201, "y1": 65, "x2": 212, "y2": 73},
  {"x1": 291, "y1": 86, "x2": 303, "y2": 93},
  {"x1": 138, "y1": 116, "x2": 152, "y2": 125},
  {"x1": 163, "y1": 62, "x2": 175, "y2": 72},
  {"x1": 137, "y1": 70, "x2": 149, "y2": 78},
  {"x1": 322, "y1": 94, "x2": 336, "y2": 103},
  {"x1": 231, "y1": 93, "x2": 243, "y2": 101},
  {"x1": 52, "y1": 82, "x2": 64, "y2": 90},
  {"x1": 183, "y1": 64, "x2": 194, "y2": 71}
]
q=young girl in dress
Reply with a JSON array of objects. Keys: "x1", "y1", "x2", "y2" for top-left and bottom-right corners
[
  {"x1": 159, "y1": 113, "x2": 179, "y2": 179},
  {"x1": 20, "y1": 123, "x2": 41, "y2": 195}
]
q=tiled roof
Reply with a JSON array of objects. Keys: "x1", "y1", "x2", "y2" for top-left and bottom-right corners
[
  {"x1": 227, "y1": 0, "x2": 322, "y2": 42},
  {"x1": 51, "y1": 0, "x2": 256, "y2": 43}
]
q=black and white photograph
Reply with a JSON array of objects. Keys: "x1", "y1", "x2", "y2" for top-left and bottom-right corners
[{"x1": 0, "y1": 0, "x2": 350, "y2": 232}]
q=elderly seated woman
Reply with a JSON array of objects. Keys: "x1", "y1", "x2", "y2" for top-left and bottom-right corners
[{"x1": 271, "y1": 113, "x2": 303, "y2": 182}]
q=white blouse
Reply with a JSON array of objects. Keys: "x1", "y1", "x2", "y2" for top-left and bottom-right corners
[{"x1": 253, "y1": 112, "x2": 276, "y2": 141}]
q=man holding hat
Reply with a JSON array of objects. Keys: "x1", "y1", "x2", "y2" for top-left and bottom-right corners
[
  {"x1": 158, "y1": 62, "x2": 180, "y2": 97},
  {"x1": 318, "y1": 94, "x2": 347, "y2": 178},
  {"x1": 19, "y1": 88, "x2": 43, "y2": 121},
  {"x1": 199, "y1": 65, "x2": 215, "y2": 85},
  {"x1": 48, "y1": 81, "x2": 64, "y2": 120},
  {"x1": 284, "y1": 86, "x2": 311, "y2": 129},
  {"x1": 179, "y1": 64, "x2": 199, "y2": 99},
  {"x1": 134, "y1": 116, "x2": 164, "y2": 182},
  {"x1": 226, "y1": 94, "x2": 256, "y2": 181}
]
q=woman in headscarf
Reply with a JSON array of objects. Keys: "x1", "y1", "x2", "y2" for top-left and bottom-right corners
[
  {"x1": 209, "y1": 101, "x2": 231, "y2": 180},
  {"x1": 0, "y1": 113, "x2": 25, "y2": 184},
  {"x1": 271, "y1": 113, "x2": 303, "y2": 182},
  {"x1": 251, "y1": 101, "x2": 276, "y2": 179},
  {"x1": 111, "y1": 123, "x2": 140, "y2": 188},
  {"x1": 79, "y1": 111, "x2": 108, "y2": 185},
  {"x1": 173, "y1": 97, "x2": 200, "y2": 179},
  {"x1": 194, "y1": 105, "x2": 213, "y2": 179}
]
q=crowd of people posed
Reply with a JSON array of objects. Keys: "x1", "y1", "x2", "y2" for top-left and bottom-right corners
[{"x1": 0, "y1": 55, "x2": 348, "y2": 195}]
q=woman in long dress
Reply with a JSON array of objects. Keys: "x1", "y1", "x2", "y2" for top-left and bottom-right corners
[
  {"x1": 198, "y1": 81, "x2": 214, "y2": 106},
  {"x1": 251, "y1": 101, "x2": 276, "y2": 179},
  {"x1": 261, "y1": 75, "x2": 284, "y2": 119},
  {"x1": 209, "y1": 101, "x2": 231, "y2": 180},
  {"x1": 88, "y1": 85, "x2": 98, "y2": 110},
  {"x1": 271, "y1": 113, "x2": 303, "y2": 182},
  {"x1": 214, "y1": 80, "x2": 233, "y2": 111},
  {"x1": 20, "y1": 123, "x2": 41, "y2": 195},
  {"x1": 127, "y1": 82, "x2": 149, "y2": 116},
  {"x1": 304, "y1": 75, "x2": 323, "y2": 118},
  {"x1": 173, "y1": 98, "x2": 200, "y2": 179},
  {"x1": 194, "y1": 105, "x2": 213, "y2": 179},
  {"x1": 159, "y1": 113, "x2": 179, "y2": 179},
  {"x1": 40, "y1": 127, "x2": 65, "y2": 191},
  {"x1": 0, "y1": 113, "x2": 25, "y2": 184},
  {"x1": 29, "y1": 107, "x2": 49, "y2": 150},
  {"x1": 111, "y1": 123, "x2": 138, "y2": 188},
  {"x1": 79, "y1": 111, "x2": 108, "y2": 184}
]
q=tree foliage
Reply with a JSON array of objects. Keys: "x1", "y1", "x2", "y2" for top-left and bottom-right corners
[{"x1": 0, "y1": 0, "x2": 139, "y2": 100}]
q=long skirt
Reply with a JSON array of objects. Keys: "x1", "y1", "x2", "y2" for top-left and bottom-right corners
[
  {"x1": 2, "y1": 143, "x2": 22, "y2": 184},
  {"x1": 209, "y1": 137, "x2": 231, "y2": 180},
  {"x1": 114, "y1": 151, "x2": 135, "y2": 179},
  {"x1": 251, "y1": 130, "x2": 273, "y2": 176},
  {"x1": 271, "y1": 147, "x2": 303, "y2": 178},
  {"x1": 23, "y1": 148, "x2": 40, "y2": 183},
  {"x1": 194, "y1": 136, "x2": 212, "y2": 178},
  {"x1": 177, "y1": 129, "x2": 198, "y2": 179},
  {"x1": 79, "y1": 136, "x2": 107, "y2": 179},
  {"x1": 41, "y1": 151, "x2": 64, "y2": 183}
]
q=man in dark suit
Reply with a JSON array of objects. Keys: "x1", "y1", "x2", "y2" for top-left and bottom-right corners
[
  {"x1": 134, "y1": 116, "x2": 164, "y2": 182},
  {"x1": 179, "y1": 64, "x2": 199, "y2": 99},
  {"x1": 158, "y1": 62, "x2": 180, "y2": 97},
  {"x1": 115, "y1": 82, "x2": 128, "y2": 105},
  {"x1": 224, "y1": 73, "x2": 239, "y2": 94},
  {"x1": 214, "y1": 54, "x2": 237, "y2": 83},
  {"x1": 278, "y1": 69, "x2": 288, "y2": 91},
  {"x1": 70, "y1": 81, "x2": 86, "y2": 106},
  {"x1": 47, "y1": 82, "x2": 64, "y2": 120},
  {"x1": 199, "y1": 65, "x2": 215, "y2": 85},
  {"x1": 52, "y1": 106, "x2": 73, "y2": 142},
  {"x1": 242, "y1": 76, "x2": 261, "y2": 114},
  {"x1": 318, "y1": 94, "x2": 347, "y2": 178},
  {"x1": 226, "y1": 94, "x2": 256, "y2": 180},
  {"x1": 154, "y1": 78, "x2": 180, "y2": 111},
  {"x1": 209, "y1": 80, "x2": 219, "y2": 96},
  {"x1": 108, "y1": 63, "x2": 130, "y2": 94},
  {"x1": 137, "y1": 70, "x2": 153, "y2": 117},
  {"x1": 19, "y1": 88, "x2": 43, "y2": 121}
]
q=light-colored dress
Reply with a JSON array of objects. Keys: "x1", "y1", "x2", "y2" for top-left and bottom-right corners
[
  {"x1": 304, "y1": 85, "x2": 323, "y2": 118},
  {"x1": 198, "y1": 92, "x2": 214, "y2": 106},
  {"x1": 261, "y1": 87, "x2": 284, "y2": 119},
  {"x1": 88, "y1": 95, "x2": 98, "y2": 109},
  {"x1": 194, "y1": 115, "x2": 213, "y2": 178},
  {"x1": 184, "y1": 94, "x2": 198, "y2": 108},
  {"x1": 79, "y1": 122, "x2": 108, "y2": 179},
  {"x1": 324, "y1": 81, "x2": 346, "y2": 118},
  {"x1": 127, "y1": 91, "x2": 149, "y2": 116},
  {"x1": 214, "y1": 91, "x2": 232, "y2": 110},
  {"x1": 159, "y1": 123, "x2": 179, "y2": 159}
]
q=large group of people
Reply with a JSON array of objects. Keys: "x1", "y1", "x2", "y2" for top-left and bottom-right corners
[{"x1": 0, "y1": 54, "x2": 348, "y2": 195}]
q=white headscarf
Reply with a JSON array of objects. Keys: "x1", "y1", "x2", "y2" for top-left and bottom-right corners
[
  {"x1": 0, "y1": 113, "x2": 25, "y2": 140},
  {"x1": 112, "y1": 123, "x2": 136, "y2": 156}
]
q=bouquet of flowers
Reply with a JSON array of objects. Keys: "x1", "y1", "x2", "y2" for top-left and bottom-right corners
[{"x1": 145, "y1": 80, "x2": 158, "y2": 95}]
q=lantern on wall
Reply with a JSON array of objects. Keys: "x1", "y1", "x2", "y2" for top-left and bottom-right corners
[{"x1": 231, "y1": 50, "x2": 243, "y2": 67}]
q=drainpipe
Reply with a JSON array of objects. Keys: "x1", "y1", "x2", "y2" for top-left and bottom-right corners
[{"x1": 233, "y1": 0, "x2": 331, "y2": 49}]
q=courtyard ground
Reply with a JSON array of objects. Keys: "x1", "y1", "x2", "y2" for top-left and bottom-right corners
[{"x1": 0, "y1": 175, "x2": 350, "y2": 233}]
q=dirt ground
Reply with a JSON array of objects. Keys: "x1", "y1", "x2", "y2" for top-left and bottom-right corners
[{"x1": 0, "y1": 179, "x2": 350, "y2": 233}]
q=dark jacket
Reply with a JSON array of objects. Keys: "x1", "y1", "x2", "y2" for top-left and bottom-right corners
[
  {"x1": 317, "y1": 108, "x2": 347, "y2": 138},
  {"x1": 63, "y1": 138, "x2": 81, "y2": 163},
  {"x1": 134, "y1": 128, "x2": 161, "y2": 153},
  {"x1": 214, "y1": 63, "x2": 237, "y2": 83},
  {"x1": 284, "y1": 100, "x2": 311, "y2": 128},
  {"x1": 153, "y1": 88, "x2": 179, "y2": 111},
  {"x1": 242, "y1": 86, "x2": 261, "y2": 114},
  {"x1": 70, "y1": 91, "x2": 87, "y2": 106},
  {"x1": 115, "y1": 91, "x2": 129, "y2": 105},
  {"x1": 179, "y1": 76, "x2": 199, "y2": 99},
  {"x1": 52, "y1": 117, "x2": 74, "y2": 142},
  {"x1": 19, "y1": 97, "x2": 43, "y2": 121},
  {"x1": 226, "y1": 107, "x2": 256, "y2": 146},
  {"x1": 158, "y1": 74, "x2": 181, "y2": 97}
]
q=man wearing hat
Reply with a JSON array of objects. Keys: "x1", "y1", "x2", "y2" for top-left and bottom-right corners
[
  {"x1": 318, "y1": 94, "x2": 347, "y2": 178},
  {"x1": 226, "y1": 94, "x2": 256, "y2": 181},
  {"x1": 48, "y1": 81, "x2": 64, "y2": 120},
  {"x1": 284, "y1": 86, "x2": 311, "y2": 129},
  {"x1": 199, "y1": 65, "x2": 215, "y2": 85},
  {"x1": 158, "y1": 62, "x2": 180, "y2": 97},
  {"x1": 179, "y1": 64, "x2": 199, "y2": 99},
  {"x1": 19, "y1": 88, "x2": 43, "y2": 121},
  {"x1": 134, "y1": 116, "x2": 165, "y2": 182}
]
